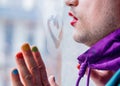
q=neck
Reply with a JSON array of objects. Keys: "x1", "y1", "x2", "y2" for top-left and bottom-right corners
[{"x1": 85, "y1": 27, "x2": 120, "y2": 47}]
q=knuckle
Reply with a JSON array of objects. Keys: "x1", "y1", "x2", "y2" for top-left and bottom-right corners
[
  {"x1": 30, "y1": 65, "x2": 39, "y2": 73},
  {"x1": 24, "y1": 74, "x2": 32, "y2": 81},
  {"x1": 38, "y1": 64, "x2": 45, "y2": 70}
]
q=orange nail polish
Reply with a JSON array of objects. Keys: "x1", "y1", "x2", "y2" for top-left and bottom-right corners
[
  {"x1": 21, "y1": 43, "x2": 30, "y2": 51},
  {"x1": 16, "y1": 52, "x2": 23, "y2": 59}
]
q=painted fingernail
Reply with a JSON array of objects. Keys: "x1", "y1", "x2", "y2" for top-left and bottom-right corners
[
  {"x1": 77, "y1": 64, "x2": 80, "y2": 70},
  {"x1": 21, "y1": 43, "x2": 30, "y2": 51},
  {"x1": 32, "y1": 46, "x2": 38, "y2": 52},
  {"x1": 12, "y1": 69, "x2": 18, "y2": 75},
  {"x1": 16, "y1": 52, "x2": 23, "y2": 59}
]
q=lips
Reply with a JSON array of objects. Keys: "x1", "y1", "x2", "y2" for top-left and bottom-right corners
[{"x1": 68, "y1": 12, "x2": 78, "y2": 26}]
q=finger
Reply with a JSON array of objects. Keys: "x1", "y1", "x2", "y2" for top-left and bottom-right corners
[
  {"x1": 21, "y1": 43, "x2": 41, "y2": 85},
  {"x1": 32, "y1": 46, "x2": 50, "y2": 86},
  {"x1": 31, "y1": 46, "x2": 45, "y2": 68},
  {"x1": 86, "y1": 69, "x2": 114, "y2": 85},
  {"x1": 85, "y1": 68, "x2": 99, "y2": 79},
  {"x1": 16, "y1": 52, "x2": 33, "y2": 86},
  {"x1": 10, "y1": 68, "x2": 23, "y2": 86},
  {"x1": 49, "y1": 75, "x2": 58, "y2": 86},
  {"x1": 85, "y1": 69, "x2": 105, "y2": 85}
]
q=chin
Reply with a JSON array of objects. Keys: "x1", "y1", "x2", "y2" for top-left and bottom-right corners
[
  {"x1": 73, "y1": 36, "x2": 81, "y2": 43},
  {"x1": 72, "y1": 29, "x2": 82, "y2": 43},
  {"x1": 72, "y1": 29, "x2": 91, "y2": 46}
]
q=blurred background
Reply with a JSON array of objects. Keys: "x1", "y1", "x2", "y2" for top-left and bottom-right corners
[{"x1": 0, "y1": 0, "x2": 95, "y2": 86}]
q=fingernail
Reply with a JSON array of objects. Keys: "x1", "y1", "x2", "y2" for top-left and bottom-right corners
[
  {"x1": 16, "y1": 52, "x2": 23, "y2": 59},
  {"x1": 77, "y1": 64, "x2": 80, "y2": 70},
  {"x1": 32, "y1": 46, "x2": 38, "y2": 52},
  {"x1": 53, "y1": 77, "x2": 56, "y2": 82},
  {"x1": 12, "y1": 69, "x2": 18, "y2": 75},
  {"x1": 21, "y1": 43, "x2": 30, "y2": 51}
]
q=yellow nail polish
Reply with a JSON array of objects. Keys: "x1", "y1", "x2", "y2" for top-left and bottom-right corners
[{"x1": 21, "y1": 43, "x2": 30, "y2": 51}]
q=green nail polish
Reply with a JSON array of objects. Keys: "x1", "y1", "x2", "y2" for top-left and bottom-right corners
[
  {"x1": 32, "y1": 46, "x2": 38, "y2": 52},
  {"x1": 12, "y1": 69, "x2": 18, "y2": 75}
]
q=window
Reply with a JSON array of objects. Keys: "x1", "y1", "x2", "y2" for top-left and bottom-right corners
[
  {"x1": 0, "y1": 0, "x2": 8, "y2": 7},
  {"x1": 22, "y1": 0, "x2": 35, "y2": 11}
]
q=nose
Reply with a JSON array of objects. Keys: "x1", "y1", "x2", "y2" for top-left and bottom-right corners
[{"x1": 65, "y1": 0, "x2": 78, "y2": 6}]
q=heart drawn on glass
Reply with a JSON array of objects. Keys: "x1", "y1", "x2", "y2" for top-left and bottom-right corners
[{"x1": 47, "y1": 15, "x2": 63, "y2": 48}]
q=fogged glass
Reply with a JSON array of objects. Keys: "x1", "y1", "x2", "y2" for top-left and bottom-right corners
[
  {"x1": 0, "y1": 0, "x2": 94, "y2": 86},
  {"x1": 0, "y1": 0, "x2": 65, "y2": 86},
  {"x1": 41, "y1": 0, "x2": 65, "y2": 85}
]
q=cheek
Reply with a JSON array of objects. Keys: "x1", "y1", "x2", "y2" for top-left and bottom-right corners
[
  {"x1": 87, "y1": 1, "x2": 107, "y2": 25},
  {"x1": 76, "y1": 0, "x2": 92, "y2": 17}
]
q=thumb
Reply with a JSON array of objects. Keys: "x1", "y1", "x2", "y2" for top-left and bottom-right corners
[{"x1": 49, "y1": 75, "x2": 58, "y2": 86}]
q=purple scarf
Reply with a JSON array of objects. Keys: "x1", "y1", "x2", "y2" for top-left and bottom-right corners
[{"x1": 76, "y1": 28, "x2": 120, "y2": 86}]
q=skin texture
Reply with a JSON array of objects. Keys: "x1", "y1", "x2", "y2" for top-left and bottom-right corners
[
  {"x1": 10, "y1": 43, "x2": 58, "y2": 86},
  {"x1": 65, "y1": 0, "x2": 120, "y2": 85},
  {"x1": 65, "y1": 0, "x2": 120, "y2": 46},
  {"x1": 10, "y1": 0, "x2": 120, "y2": 86}
]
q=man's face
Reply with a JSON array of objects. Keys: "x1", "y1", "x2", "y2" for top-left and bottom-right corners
[{"x1": 65, "y1": 0, "x2": 120, "y2": 46}]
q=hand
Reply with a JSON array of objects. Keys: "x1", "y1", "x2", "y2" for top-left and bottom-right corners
[
  {"x1": 86, "y1": 69, "x2": 114, "y2": 86},
  {"x1": 10, "y1": 43, "x2": 58, "y2": 86}
]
